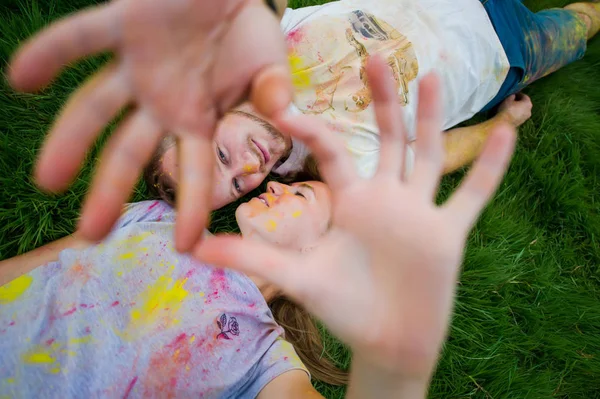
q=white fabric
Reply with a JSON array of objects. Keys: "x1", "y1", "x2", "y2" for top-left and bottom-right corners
[{"x1": 275, "y1": 0, "x2": 509, "y2": 179}]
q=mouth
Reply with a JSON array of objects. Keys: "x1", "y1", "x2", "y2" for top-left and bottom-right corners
[
  {"x1": 252, "y1": 139, "x2": 271, "y2": 165},
  {"x1": 257, "y1": 194, "x2": 270, "y2": 207}
]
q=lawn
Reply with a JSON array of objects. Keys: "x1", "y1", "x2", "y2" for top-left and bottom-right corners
[{"x1": 1, "y1": 0, "x2": 600, "y2": 398}]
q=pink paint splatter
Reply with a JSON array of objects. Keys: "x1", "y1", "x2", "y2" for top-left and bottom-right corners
[
  {"x1": 122, "y1": 376, "x2": 138, "y2": 399},
  {"x1": 248, "y1": 303, "x2": 256, "y2": 309},
  {"x1": 111, "y1": 301, "x2": 120, "y2": 307},
  {"x1": 148, "y1": 201, "x2": 159, "y2": 211},
  {"x1": 46, "y1": 338, "x2": 55, "y2": 346},
  {"x1": 62, "y1": 307, "x2": 77, "y2": 317},
  {"x1": 205, "y1": 269, "x2": 228, "y2": 303},
  {"x1": 80, "y1": 304, "x2": 88, "y2": 308},
  {"x1": 287, "y1": 28, "x2": 305, "y2": 44},
  {"x1": 8, "y1": 321, "x2": 15, "y2": 326},
  {"x1": 84, "y1": 326, "x2": 92, "y2": 334}
]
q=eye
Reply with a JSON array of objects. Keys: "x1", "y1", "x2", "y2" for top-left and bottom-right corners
[
  {"x1": 295, "y1": 191, "x2": 306, "y2": 199},
  {"x1": 233, "y1": 178, "x2": 242, "y2": 194},
  {"x1": 217, "y1": 147, "x2": 227, "y2": 164}
]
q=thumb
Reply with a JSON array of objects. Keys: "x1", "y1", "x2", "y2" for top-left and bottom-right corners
[
  {"x1": 251, "y1": 64, "x2": 293, "y2": 118},
  {"x1": 193, "y1": 235, "x2": 303, "y2": 298}
]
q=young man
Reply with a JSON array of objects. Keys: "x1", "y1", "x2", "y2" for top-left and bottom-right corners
[{"x1": 269, "y1": 0, "x2": 598, "y2": 178}]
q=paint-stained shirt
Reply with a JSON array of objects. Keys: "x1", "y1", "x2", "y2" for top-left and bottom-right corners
[
  {"x1": 274, "y1": 0, "x2": 510, "y2": 178},
  {"x1": 0, "y1": 200, "x2": 308, "y2": 399}
]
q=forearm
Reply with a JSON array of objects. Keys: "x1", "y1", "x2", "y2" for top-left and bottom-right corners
[
  {"x1": 442, "y1": 115, "x2": 508, "y2": 175},
  {"x1": 346, "y1": 354, "x2": 431, "y2": 399},
  {"x1": 0, "y1": 234, "x2": 90, "y2": 286}
]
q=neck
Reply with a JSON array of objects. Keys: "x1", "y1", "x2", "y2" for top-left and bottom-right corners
[{"x1": 240, "y1": 232, "x2": 282, "y2": 303}]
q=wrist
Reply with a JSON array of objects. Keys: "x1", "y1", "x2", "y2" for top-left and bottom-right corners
[
  {"x1": 495, "y1": 112, "x2": 517, "y2": 127},
  {"x1": 346, "y1": 354, "x2": 431, "y2": 399}
]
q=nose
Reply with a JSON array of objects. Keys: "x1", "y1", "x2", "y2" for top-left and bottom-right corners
[
  {"x1": 238, "y1": 156, "x2": 261, "y2": 176},
  {"x1": 267, "y1": 181, "x2": 288, "y2": 196}
]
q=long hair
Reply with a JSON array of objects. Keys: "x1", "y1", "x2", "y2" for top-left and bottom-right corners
[{"x1": 268, "y1": 296, "x2": 348, "y2": 386}]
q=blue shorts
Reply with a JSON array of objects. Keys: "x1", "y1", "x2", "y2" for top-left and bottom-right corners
[{"x1": 481, "y1": 0, "x2": 588, "y2": 111}]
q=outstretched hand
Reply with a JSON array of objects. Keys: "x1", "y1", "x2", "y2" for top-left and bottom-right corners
[
  {"x1": 9, "y1": 0, "x2": 290, "y2": 252},
  {"x1": 195, "y1": 57, "x2": 516, "y2": 380}
]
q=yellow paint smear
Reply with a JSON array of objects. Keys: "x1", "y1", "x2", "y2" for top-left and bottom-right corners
[
  {"x1": 116, "y1": 232, "x2": 152, "y2": 247},
  {"x1": 289, "y1": 53, "x2": 312, "y2": 89},
  {"x1": 130, "y1": 276, "x2": 189, "y2": 330},
  {"x1": 266, "y1": 220, "x2": 278, "y2": 232},
  {"x1": 292, "y1": 210, "x2": 302, "y2": 218},
  {"x1": 0, "y1": 274, "x2": 33, "y2": 304},
  {"x1": 119, "y1": 252, "x2": 135, "y2": 260}
]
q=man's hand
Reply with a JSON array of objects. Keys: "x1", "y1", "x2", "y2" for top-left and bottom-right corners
[
  {"x1": 195, "y1": 57, "x2": 516, "y2": 382},
  {"x1": 9, "y1": 0, "x2": 291, "y2": 251},
  {"x1": 497, "y1": 93, "x2": 532, "y2": 127}
]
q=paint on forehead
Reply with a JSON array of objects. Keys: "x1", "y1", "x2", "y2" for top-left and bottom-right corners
[
  {"x1": 266, "y1": 220, "x2": 278, "y2": 232},
  {"x1": 292, "y1": 210, "x2": 302, "y2": 218},
  {"x1": 0, "y1": 274, "x2": 33, "y2": 304}
]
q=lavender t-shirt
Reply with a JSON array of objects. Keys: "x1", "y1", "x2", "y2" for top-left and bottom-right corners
[{"x1": 0, "y1": 201, "x2": 308, "y2": 398}]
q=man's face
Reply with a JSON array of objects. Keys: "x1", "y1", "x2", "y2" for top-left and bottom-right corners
[{"x1": 160, "y1": 107, "x2": 292, "y2": 209}]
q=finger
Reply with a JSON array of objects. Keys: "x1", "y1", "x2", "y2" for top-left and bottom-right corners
[
  {"x1": 194, "y1": 235, "x2": 304, "y2": 301},
  {"x1": 9, "y1": 2, "x2": 121, "y2": 91},
  {"x1": 212, "y1": 3, "x2": 291, "y2": 117},
  {"x1": 251, "y1": 64, "x2": 293, "y2": 119},
  {"x1": 443, "y1": 124, "x2": 516, "y2": 231},
  {"x1": 274, "y1": 114, "x2": 357, "y2": 191},
  {"x1": 175, "y1": 134, "x2": 214, "y2": 252},
  {"x1": 507, "y1": 94, "x2": 516, "y2": 101},
  {"x1": 78, "y1": 110, "x2": 163, "y2": 241},
  {"x1": 407, "y1": 73, "x2": 444, "y2": 199},
  {"x1": 34, "y1": 63, "x2": 131, "y2": 192},
  {"x1": 366, "y1": 56, "x2": 408, "y2": 178}
]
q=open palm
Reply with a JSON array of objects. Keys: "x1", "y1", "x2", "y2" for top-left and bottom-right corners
[
  {"x1": 196, "y1": 58, "x2": 516, "y2": 377},
  {"x1": 9, "y1": 0, "x2": 290, "y2": 251}
]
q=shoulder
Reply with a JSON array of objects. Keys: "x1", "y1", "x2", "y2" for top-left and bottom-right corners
[{"x1": 257, "y1": 369, "x2": 323, "y2": 399}]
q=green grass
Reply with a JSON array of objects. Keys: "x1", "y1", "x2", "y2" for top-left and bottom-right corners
[{"x1": 1, "y1": 0, "x2": 600, "y2": 397}]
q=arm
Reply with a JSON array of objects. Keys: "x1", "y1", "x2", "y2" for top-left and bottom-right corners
[
  {"x1": 0, "y1": 234, "x2": 91, "y2": 286},
  {"x1": 440, "y1": 94, "x2": 532, "y2": 174},
  {"x1": 258, "y1": 370, "x2": 324, "y2": 399}
]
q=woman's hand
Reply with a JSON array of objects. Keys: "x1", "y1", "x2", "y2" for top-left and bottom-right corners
[
  {"x1": 196, "y1": 57, "x2": 516, "y2": 383},
  {"x1": 9, "y1": 0, "x2": 290, "y2": 252},
  {"x1": 497, "y1": 93, "x2": 533, "y2": 127}
]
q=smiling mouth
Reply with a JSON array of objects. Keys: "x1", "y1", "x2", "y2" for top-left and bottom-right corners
[{"x1": 252, "y1": 139, "x2": 271, "y2": 165}]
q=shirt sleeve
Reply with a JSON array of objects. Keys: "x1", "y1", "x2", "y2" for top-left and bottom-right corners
[
  {"x1": 113, "y1": 200, "x2": 175, "y2": 230},
  {"x1": 242, "y1": 337, "x2": 310, "y2": 398}
]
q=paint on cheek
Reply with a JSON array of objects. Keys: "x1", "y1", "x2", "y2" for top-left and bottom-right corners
[
  {"x1": 266, "y1": 220, "x2": 278, "y2": 232},
  {"x1": 292, "y1": 210, "x2": 302, "y2": 218},
  {"x1": 0, "y1": 274, "x2": 33, "y2": 304}
]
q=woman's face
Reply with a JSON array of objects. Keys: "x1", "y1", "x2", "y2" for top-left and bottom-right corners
[
  {"x1": 235, "y1": 181, "x2": 332, "y2": 250},
  {"x1": 160, "y1": 106, "x2": 292, "y2": 210}
]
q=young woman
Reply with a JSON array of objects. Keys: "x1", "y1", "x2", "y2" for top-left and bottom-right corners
[{"x1": 0, "y1": 59, "x2": 517, "y2": 398}]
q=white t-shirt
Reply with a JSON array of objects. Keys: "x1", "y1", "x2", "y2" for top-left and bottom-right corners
[{"x1": 275, "y1": 0, "x2": 509, "y2": 178}]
